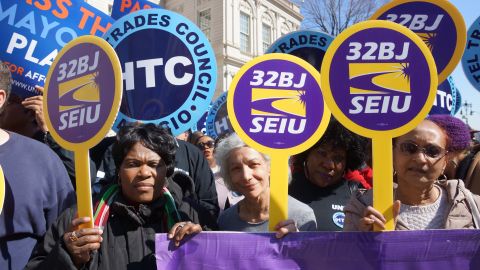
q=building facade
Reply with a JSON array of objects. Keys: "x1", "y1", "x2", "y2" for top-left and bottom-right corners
[{"x1": 85, "y1": 0, "x2": 302, "y2": 98}]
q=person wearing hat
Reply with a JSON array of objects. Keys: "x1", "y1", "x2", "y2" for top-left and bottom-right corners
[{"x1": 428, "y1": 115, "x2": 480, "y2": 195}]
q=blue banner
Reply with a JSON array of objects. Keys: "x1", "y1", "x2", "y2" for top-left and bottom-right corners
[
  {"x1": 111, "y1": 0, "x2": 162, "y2": 20},
  {"x1": 0, "y1": 0, "x2": 114, "y2": 98},
  {"x1": 156, "y1": 231, "x2": 480, "y2": 270}
]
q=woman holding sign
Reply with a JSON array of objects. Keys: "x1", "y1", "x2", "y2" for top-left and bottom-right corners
[
  {"x1": 26, "y1": 124, "x2": 204, "y2": 269},
  {"x1": 344, "y1": 118, "x2": 480, "y2": 231},
  {"x1": 215, "y1": 133, "x2": 317, "y2": 236}
]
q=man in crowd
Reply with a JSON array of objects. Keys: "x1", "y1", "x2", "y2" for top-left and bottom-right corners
[{"x1": 0, "y1": 61, "x2": 76, "y2": 270}]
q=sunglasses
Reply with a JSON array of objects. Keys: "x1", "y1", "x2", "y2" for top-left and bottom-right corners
[
  {"x1": 398, "y1": 141, "x2": 447, "y2": 160},
  {"x1": 197, "y1": 140, "x2": 215, "y2": 149}
]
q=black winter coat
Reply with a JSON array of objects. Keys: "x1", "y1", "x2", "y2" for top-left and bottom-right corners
[{"x1": 25, "y1": 173, "x2": 208, "y2": 270}]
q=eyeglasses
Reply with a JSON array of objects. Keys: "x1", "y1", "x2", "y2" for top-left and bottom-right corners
[
  {"x1": 398, "y1": 141, "x2": 447, "y2": 160},
  {"x1": 197, "y1": 140, "x2": 215, "y2": 149}
]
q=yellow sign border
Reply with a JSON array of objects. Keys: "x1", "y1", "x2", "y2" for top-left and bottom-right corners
[
  {"x1": 44, "y1": 35, "x2": 123, "y2": 151},
  {"x1": 321, "y1": 20, "x2": 438, "y2": 139},
  {"x1": 0, "y1": 166, "x2": 4, "y2": 214},
  {"x1": 227, "y1": 53, "x2": 331, "y2": 156},
  {"x1": 370, "y1": 0, "x2": 466, "y2": 84}
]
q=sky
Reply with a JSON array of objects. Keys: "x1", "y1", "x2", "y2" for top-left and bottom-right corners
[
  {"x1": 297, "y1": 0, "x2": 480, "y2": 130},
  {"x1": 449, "y1": 0, "x2": 479, "y2": 130}
]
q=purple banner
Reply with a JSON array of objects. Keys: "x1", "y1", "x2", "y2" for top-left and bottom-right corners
[{"x1": 156, "y1": 231, "x2": 480, "y2": 270}]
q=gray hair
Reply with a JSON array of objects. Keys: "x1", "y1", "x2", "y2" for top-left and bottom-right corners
[
  {"x1": 214, "y1": 133, "x2": 270, "y2": 191},
  {"x1": 0, "y1": 61, "x2": 12, "y2": 102}
]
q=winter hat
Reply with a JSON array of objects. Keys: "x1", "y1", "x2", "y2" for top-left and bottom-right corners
[{"x1": 427, "y1": 115, "x2": 471, "y2": 152}]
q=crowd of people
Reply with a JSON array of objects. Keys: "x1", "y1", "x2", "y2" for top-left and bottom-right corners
[{"x1": 1, "y1": 58, "x2": 480, "y2": 269}]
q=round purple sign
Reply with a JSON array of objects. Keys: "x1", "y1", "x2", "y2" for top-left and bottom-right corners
[
  {"x1": 44, "y1": 36, "x2": 122, "y2": 150},
  {"x1": 228, "y1": 54, "x2": 329, "y2": 152},
  {"x1": 371, "y1": 0, "x2": 466, "y2": 84},
  {"x1": 321, "y1": 20, "x2": 437, "y2": 136}
]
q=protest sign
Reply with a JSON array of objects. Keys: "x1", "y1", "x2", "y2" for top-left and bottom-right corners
[
  {"x1": 228, "y1": 53, "x2": 330, "y2": 230},
  {"x1": 462, "y1": 15, "x2": 480, "y2": 92},
  {"x1": 371, "y1": 0, "x2": 466, "y2": 84},
  {"x1": 191, "y1": 110, "x2": 208, "y2": 134},
  {"x1": 206, "y1": 92, "x2": 232, "y2": 138},
  {"x1": 111, "y1": 0, "x2": 162, "y2": 20},
  {"x1": 454, "y1": 87, "x2": 462, "y2": 115},
  {"x1": 430, "y1": 76, "x2": 457, "y2": 115},
  {"x1": 266, "y1": 30, "x2": 333, "y2": 71},
  {"x1": 44, "y1": 35, "x2": 122, "y2": 228},
  {"x1": 103, "y1": 9, "x2": 217, "y2": 136},
  {"x1": 0, "y1": 0, "x2": 114, "y2": 98},
  {"x1": 321, "y1": 20, "x2": 437, "y2": 230}
]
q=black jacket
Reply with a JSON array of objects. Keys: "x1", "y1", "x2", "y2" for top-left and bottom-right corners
[
  {"x1": 92, "y1": 138, "x2": 219, "y2": 229},
  {"x1": 25, "y1": 172, "x2": 208, "y2": 270}
]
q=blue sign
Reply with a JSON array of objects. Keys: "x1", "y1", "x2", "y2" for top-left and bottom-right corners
[
  {"x1": 206, "y1": 92, "x2": 231, "y2": 138},
  {"x1": 266, "y1": 30, "x2": 333, "y2": 71},
  {"x1": 191, "y1": 109, "x2": 208, "y2": 134},
  {"x1": 103, "y1": 9, "x2": 217, "y2": 135},
  {"x1": 454, "y1": 87, "x2": 462, "y2": 115},
  {"x1": 0, "y1": 0, "x2": 114, "y2": 98},
  {"x1": 111, "y1": 0, "x2": 162, "y2": 20},
  {"x1": 462, "y1": 15, "x2": 480, "y2": 92},
  {"x1": 430, "y1": 76, "x2": 457, "y2": 115}
]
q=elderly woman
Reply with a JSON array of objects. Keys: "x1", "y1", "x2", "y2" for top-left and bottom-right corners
[
  {"x1": 344, "y1": 118, "x2": 480, "y2": 231},
  {"x1": 215, "y1": 133, "x2": 317, "y2": 237},
  {"x1": 26, "y1": 124, "x2": 204, "y2": 269},
  {"x1": 289, "y1": 118, "x2": 367, "y2": 231}
]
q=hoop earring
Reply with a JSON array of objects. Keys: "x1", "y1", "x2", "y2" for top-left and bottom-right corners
[{"x1": 438, "y1": 174, "x2": 447, "y2": 181}]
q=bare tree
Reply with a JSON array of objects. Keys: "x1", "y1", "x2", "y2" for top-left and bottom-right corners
[{"x1": 293, "y1": 0, "x2": 387, "y2": 36}]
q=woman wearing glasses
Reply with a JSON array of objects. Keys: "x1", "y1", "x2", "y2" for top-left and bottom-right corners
[
  {"x1": 196, "y1": 134, "x2": 243, "y2": 212},
  {"x1": 344, "y1": 118, "x2": 480, "y2": 231}
]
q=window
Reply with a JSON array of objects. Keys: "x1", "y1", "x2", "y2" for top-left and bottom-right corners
[
  {"x1": 198, "y1": 9, "x2": 211, "y2": 40},
  {"x1": 262, "y1": 23, "x2": 272, "y2": 53},
  {"x1": 240, "y1": 12, "x2": 250, "y2": 53}
]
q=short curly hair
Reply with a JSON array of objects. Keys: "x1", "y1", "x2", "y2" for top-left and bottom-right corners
[
  {"x1": 292, "y1": 118, "x2": 367, "y2": 172},
  {"x1": 112, "y1": 123, "x2": 177, "y2": 178}
]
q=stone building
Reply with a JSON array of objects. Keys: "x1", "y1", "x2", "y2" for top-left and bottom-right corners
[{"x1": 85, "y1": 0, "x2": 302, "y2": 98}]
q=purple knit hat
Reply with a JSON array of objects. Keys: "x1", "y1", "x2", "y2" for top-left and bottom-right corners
[{"x1": 427, "y1": 115, "x2": 471, "y2": 151}]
